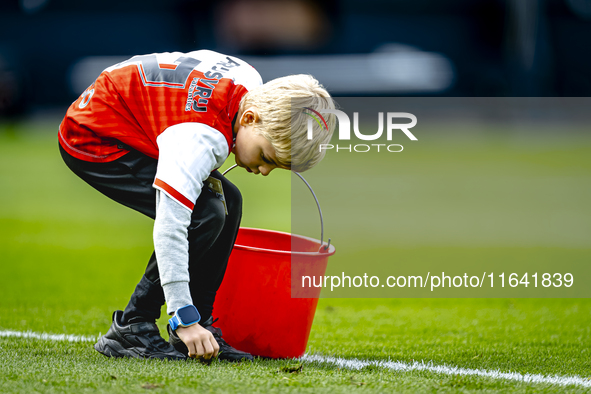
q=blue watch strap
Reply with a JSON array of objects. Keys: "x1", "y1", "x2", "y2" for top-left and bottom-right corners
[{"x1": 169, "y1": 314, "x2": 181, "y2": 331}]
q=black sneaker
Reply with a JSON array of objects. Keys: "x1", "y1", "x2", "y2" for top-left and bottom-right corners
[
  {"x1": 94, "y1": 310, "x2": 186, "y2": 361},
  {"x1": 168, "y1": 317, "x2": 254, "y2": 362}
]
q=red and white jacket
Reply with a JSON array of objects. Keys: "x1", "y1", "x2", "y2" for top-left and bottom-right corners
[{"x1": 59, "y1": 50, "x2": 263, "y2": 313}]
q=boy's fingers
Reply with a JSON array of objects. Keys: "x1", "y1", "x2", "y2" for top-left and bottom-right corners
[
  {"x1": 195, "y1": 342, "x2": 206, "y2": 358},
  {"x1": 202, "y1": 341, "x2": 214, "y2": 360},
  {"x1": 187, "y1": 342, "x2": 197, "y2": 358},
  {"x1": 178, "y1": 325, "x2": 219, "y2": 360}
]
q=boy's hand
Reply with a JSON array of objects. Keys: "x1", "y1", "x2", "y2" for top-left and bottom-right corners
[{"x1": 176, "y1": 324, "x2": 219, "y2": 360}]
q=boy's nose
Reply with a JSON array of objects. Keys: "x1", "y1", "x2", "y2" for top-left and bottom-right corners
[{"x1": 259, "y1": 166, "x2": 271, "y2": 176}]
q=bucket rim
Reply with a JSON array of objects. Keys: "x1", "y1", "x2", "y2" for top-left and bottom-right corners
[{"x1": 234, "y1": 227, "x2": 336, "y2": 256}]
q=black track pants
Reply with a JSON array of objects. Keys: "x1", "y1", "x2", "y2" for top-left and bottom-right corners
[{"x1": 59, "y1": 143, "x2": 242, "y2": 323}]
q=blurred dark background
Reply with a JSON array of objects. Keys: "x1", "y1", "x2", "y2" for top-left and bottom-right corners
[{"x1": 0, "y1": 0, "x2": 590, "y2": 118}]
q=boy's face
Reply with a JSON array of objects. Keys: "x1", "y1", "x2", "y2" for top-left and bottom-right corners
[{"x1": 233, "y1": 108, "x2": 286, "y2": 176}]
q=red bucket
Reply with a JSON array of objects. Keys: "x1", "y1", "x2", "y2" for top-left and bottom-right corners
[{"x1": 212, "y1": 227, "x2": 336, "y2": 359}]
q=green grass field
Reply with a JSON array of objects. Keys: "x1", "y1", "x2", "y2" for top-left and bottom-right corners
[{"x1": 1, "y1": 118, "x2": 591, "y2": 393}]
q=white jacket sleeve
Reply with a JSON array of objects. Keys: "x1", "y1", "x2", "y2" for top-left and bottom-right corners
[
  {"x1": 154, "y1": 190, "x2": 193, "y2": 313},
  {"x1": 152, "y1": 122, "x2": 229, "y2": 314}
]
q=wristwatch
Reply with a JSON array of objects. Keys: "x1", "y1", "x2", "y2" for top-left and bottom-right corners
[{"x1": 169, "y1": 305, "x2": 201, "y2": 331}]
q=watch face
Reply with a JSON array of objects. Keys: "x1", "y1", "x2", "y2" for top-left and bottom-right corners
[{"x1": 177, "y1": 305, "x2": 200, "y2": 325}]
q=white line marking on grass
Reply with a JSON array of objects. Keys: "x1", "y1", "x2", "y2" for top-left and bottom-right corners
[
  {"x1": 301, "y1": 354, "x2": 591, "y2": 388},
  {"x1": 2, "y1": 329, "x2": 589, "y2": 388},
  {"x1": 0, "y1": 329, "x2": 96, "y2": 343}
]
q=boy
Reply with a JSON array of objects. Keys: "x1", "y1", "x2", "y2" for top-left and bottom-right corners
[{"x1": 58, "y1": 50, "x2": 335, "y2": 362}]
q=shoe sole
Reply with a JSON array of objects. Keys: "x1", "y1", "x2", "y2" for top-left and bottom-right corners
[
  {"x1": 218, "y1": 352, "x2": 254, "y2": 362},
  {"x1": 94, "y1": 336, "x2": 186, "y2": 361}
]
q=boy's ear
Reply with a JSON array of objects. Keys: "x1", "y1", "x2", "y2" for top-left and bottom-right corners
[{"x1": 240, "y1": 107, "x2": 260, "y2": 126}]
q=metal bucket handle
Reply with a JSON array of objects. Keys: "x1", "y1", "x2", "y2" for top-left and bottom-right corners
[{"x1": 222, "y1": 164, "x2": 331, "y2": 252}]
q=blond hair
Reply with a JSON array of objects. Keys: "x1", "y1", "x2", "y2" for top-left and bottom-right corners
[{"x1": 239, "y1": 74, "x2": 336, "y2": 172}]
